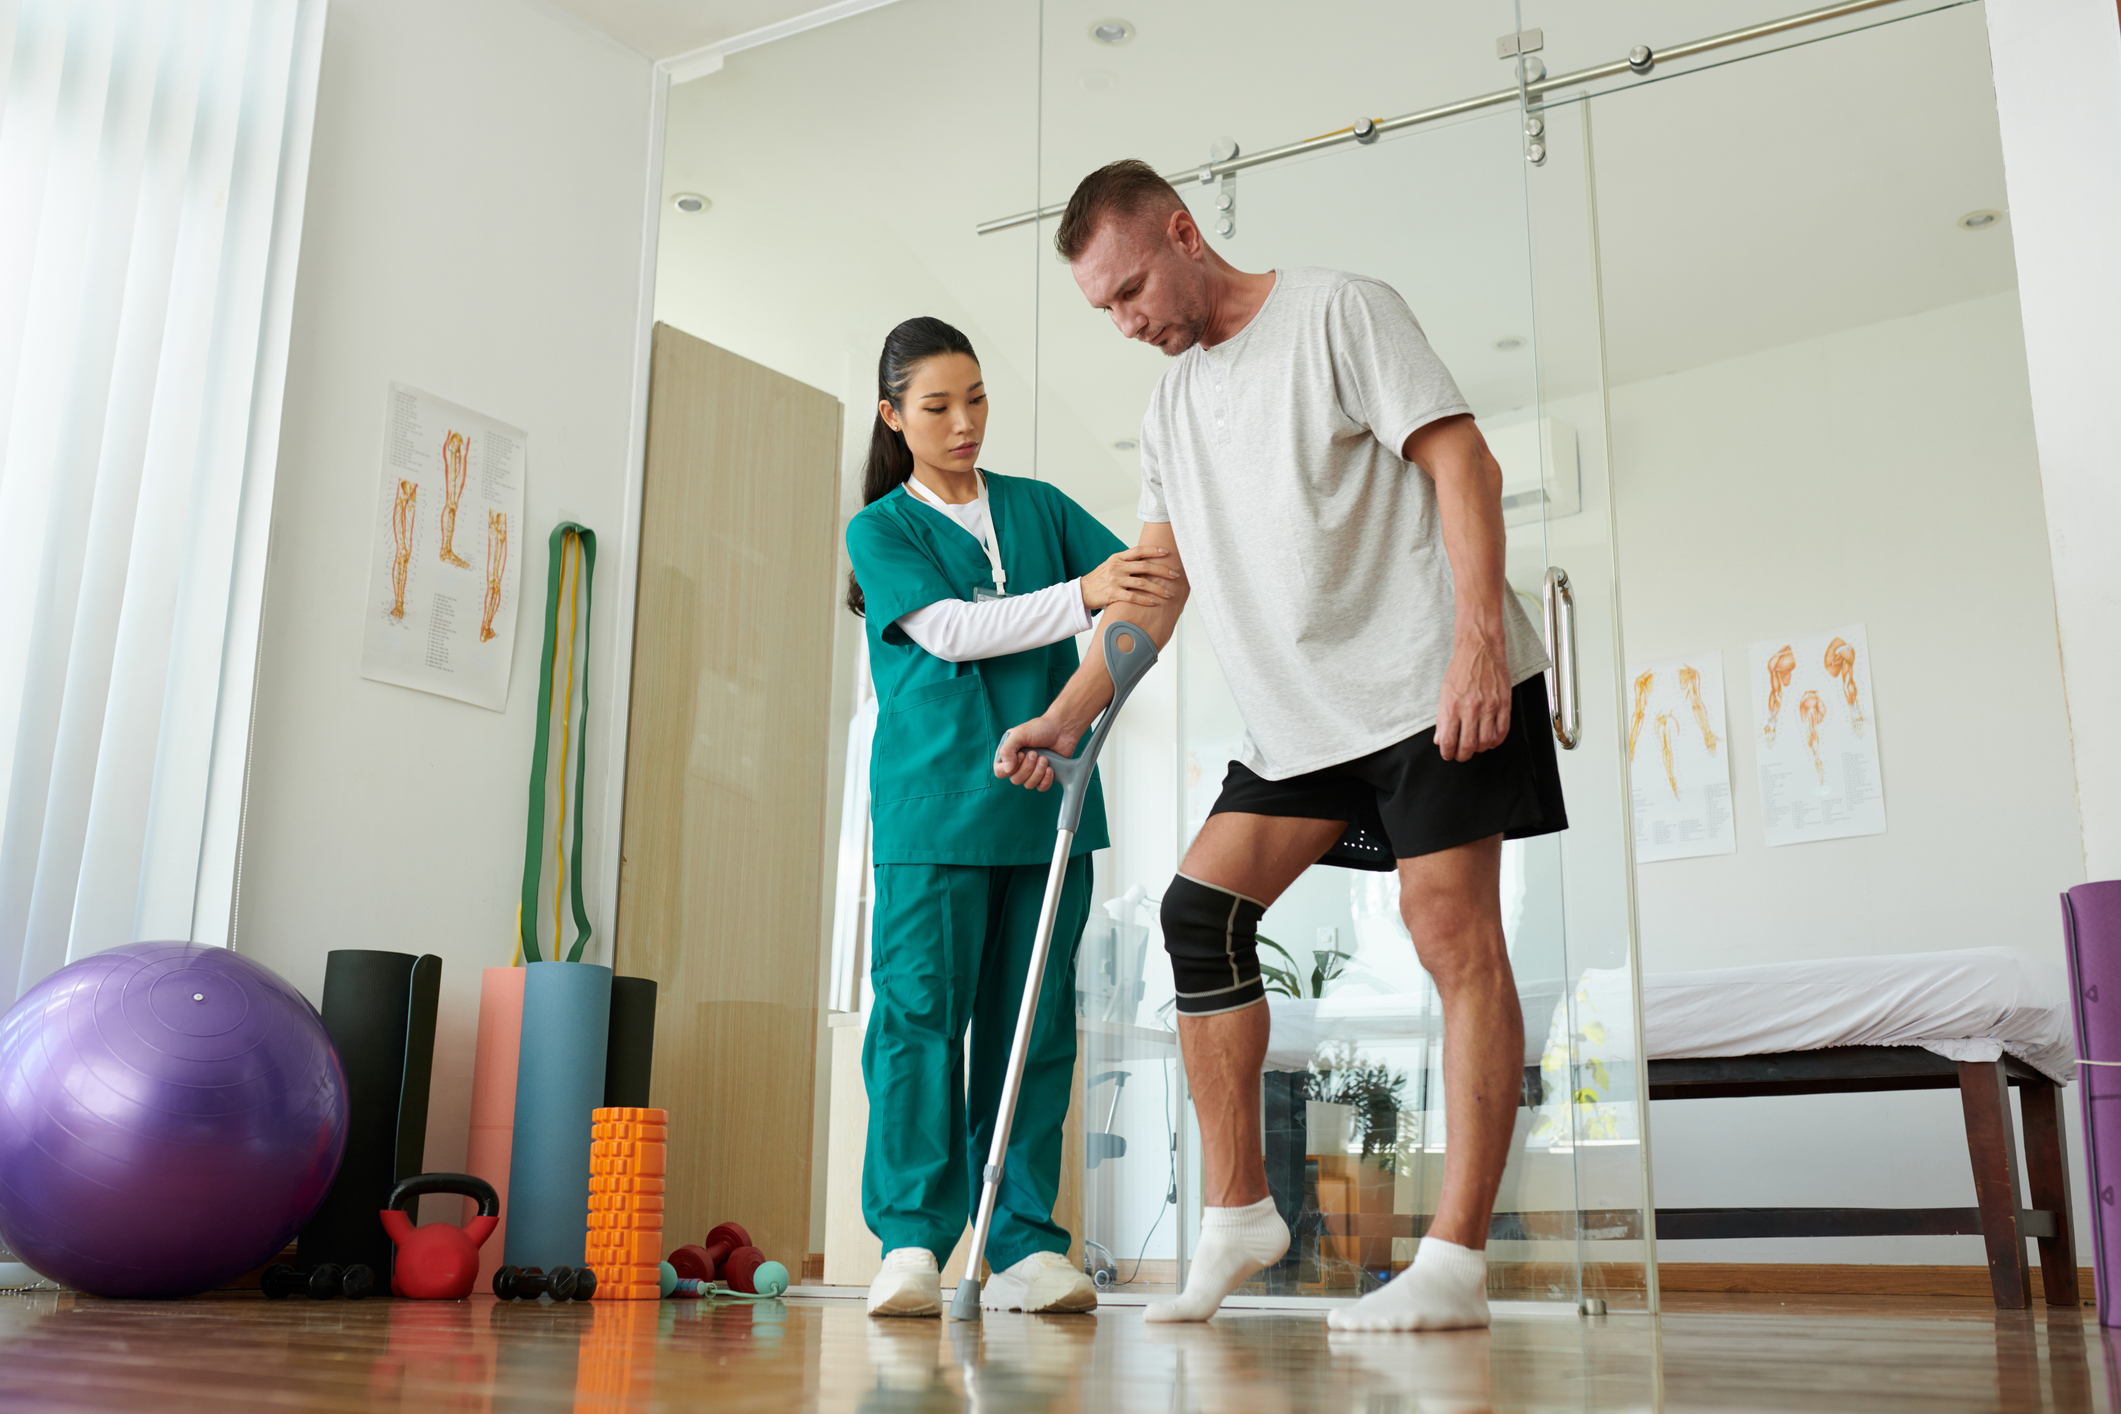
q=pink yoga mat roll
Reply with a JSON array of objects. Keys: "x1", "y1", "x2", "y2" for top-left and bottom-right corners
[{"x1": 465, "y1": 965, "x2": 526, "y2": 1291}]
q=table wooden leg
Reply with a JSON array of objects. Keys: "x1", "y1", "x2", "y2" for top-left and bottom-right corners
[
  {"x1": 2020, "y1": 1078, "x2": 2082, "y2": 1305},
  {"x1": 1959, "y1": 1059, "x2": 2032, "y2": 1309}
]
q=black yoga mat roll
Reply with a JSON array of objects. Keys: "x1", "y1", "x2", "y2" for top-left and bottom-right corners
[
  {"x1": 604, "y1": 976, "x2": 658, "y2": 1109},
  {"x1": 298, "y1": 949, "x2": 441, "y2": 1281}
]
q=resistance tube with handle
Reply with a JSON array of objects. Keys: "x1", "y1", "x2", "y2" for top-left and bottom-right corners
[{"x1": 950, "y1": 619, "x2": 1159, "y2": 1322}]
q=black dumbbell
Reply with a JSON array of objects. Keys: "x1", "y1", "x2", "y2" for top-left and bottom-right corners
[
  {"x1": 494, "y1": 1265, "x2": 549, "y2": 1300},
  {"x1": 493, "y1": 1263, "x2": 595, "y2": 1302},
  {"x1": 261, "y1": 1263, "x2": 304, "y2": 1299},
  {"x1": 261, "y1": 1263, "x2": 375, "y2": 1300}
]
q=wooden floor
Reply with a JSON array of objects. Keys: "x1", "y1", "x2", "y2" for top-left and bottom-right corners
[{"x1": 0, "y1": 1289, "x2": 2115, "y2": 1412}]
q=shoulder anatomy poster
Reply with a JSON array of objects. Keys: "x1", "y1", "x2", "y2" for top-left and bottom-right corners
[
  {"x1": 1748, "y1": 624, "x2": 1885, "y2": 847},
  {"x1": 1626, "y1": 652, "x2": 1735, "y2": 862},
  {"x1": 359, "y1": 383, "x2": 526, "y2": 711}
]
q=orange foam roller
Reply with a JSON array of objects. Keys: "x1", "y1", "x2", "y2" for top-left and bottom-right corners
[
  {"x1": 589, "y1": 1162, "x2": 666, "y2": 1180},
  {"x1": 588, "y1": 1174, "x2": 665, "y2": 1195},
  {"x1": 589, "y1": 1192, "x2": 664, "y2": 1213},
  {"x1": 592, "y1": 1107, "x2": 667, "y2": 1124},
  {"x1": 590, "y1": 1265, "x2": 661, "y2": 1283},
  {"x1": 585, "y1": 1231, "x2": 661, "y2": 1265},
  {"x1": 591, "y1": 1282, "x2": 662, "y2": 1301},
  {"x1": 463, "y1": 965, "x2": 527, "y2": 1293},
  {"x1": 590, "y1": 1138, "x2": 666, "y2": 1162},
  {"x1": 587, "y1": 1211, "x2": 663, "y2": 1231},
  {"x1": 591, "y1": 1122, "x2": 667, "y2": 1143},
  {"x1": 589, "y1": 1142, "x2": 665, "y2": 1176}
]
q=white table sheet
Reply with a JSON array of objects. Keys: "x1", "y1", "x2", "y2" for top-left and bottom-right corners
[{"x1": 1264, "y1": 947, "x2": 2074, "y2": 1085}]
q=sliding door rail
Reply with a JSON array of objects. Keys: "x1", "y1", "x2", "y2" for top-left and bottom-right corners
[{"x1": 978, "y1": 0, "x2": 1919, "y2": 235}]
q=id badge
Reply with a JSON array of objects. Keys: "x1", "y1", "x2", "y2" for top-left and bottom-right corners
[{"x1": 975, "y1": 587, "x2": 1008, "y2": 602}]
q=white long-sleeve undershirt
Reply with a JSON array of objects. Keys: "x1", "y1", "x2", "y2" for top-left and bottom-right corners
[
  {"x1": 893, "y1": 491, "x2": 1092, "y2": 662},
  {"x1": 897, "y1": 580, "x2": 1092, "y2": 662}
]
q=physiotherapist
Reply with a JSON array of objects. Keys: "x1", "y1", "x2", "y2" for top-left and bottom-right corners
[{"x1": 843, "y1": 317, "x2": 1180, "y2": 1318}]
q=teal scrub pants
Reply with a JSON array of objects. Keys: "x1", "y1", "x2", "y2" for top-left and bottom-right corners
[{"x1": 862, "y1": 855, "x2": 1092, "y2": 1271}]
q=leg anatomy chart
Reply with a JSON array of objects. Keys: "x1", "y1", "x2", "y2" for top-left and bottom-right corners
[
  {"x1": 360, "y1": 383, "x2": 526, "y2": 711},
  {"x1": 1626, "y1": 651, "x2": 1735, "y2": 863},
  {"x1": 1748, "y1": 623, "x2": 1885, "y2": 847}
]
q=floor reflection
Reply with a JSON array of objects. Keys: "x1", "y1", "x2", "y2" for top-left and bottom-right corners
[{"x1": 0, "y1": 1291, "x2": 2111, "y2": 1412}]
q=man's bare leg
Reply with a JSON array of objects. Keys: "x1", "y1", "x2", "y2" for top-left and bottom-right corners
[
  {"x1": 1330, "y1": 833, "x2": 1518, "y2": 1333},
  {"x1": 1144, "y1": 812, "x2": 1343, "y2": 1322}
]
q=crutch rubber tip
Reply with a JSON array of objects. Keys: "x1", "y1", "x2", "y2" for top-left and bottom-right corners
[{"x1": 948, "y1": 1278, "x2": 983, "y2": 1321}]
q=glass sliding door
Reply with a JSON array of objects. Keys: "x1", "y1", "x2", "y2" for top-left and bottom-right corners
[
  {"x1": 1517, "y1": 89, "x2": 1655, "y2": 1314},
  {"x1": 1517, "y1": 0, "x2": 2079, "y2": 1290},
  {"x1": 1020, "y1": 0, "x2": 1653, "y2": 1309}
]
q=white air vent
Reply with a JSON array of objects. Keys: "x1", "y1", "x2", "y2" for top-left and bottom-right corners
[{"x1": 1481, "y1": 417, "x2": 1580, "y2": 527}]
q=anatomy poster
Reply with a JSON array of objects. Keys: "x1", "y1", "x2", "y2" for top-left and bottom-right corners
[
  {"x1": 1626, "y1": 651, "x2": 1735, "y2": 863},
  {"x1": 359, "y1": 383, "x2": 526, "y2": 711},
  {"x1": 1747, "y1": 624, "x2": 1885, "y2": 847}
]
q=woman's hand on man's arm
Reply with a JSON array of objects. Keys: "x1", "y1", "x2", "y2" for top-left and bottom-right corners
[
  {"x1": 995, "y1": 522, "x2": 1189, "y2": 792},
  {"x1": 1080, "y1": 544, "x2": 1182, "y2": 613}
]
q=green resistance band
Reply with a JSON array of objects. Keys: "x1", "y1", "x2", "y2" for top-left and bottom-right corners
[{"x1": 518, "y1": 523, "x2": 597, "y2": 964}]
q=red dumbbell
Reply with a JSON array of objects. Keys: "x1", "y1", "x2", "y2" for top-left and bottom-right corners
[
  {"x1": 667, "y1": 1222, "x2": 751, "y2": 1284},
  {"x1": 721, "y1": 1245, "x2": 770, "y2": 1294}
]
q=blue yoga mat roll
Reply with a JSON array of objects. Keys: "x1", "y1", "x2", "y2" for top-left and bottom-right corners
[{"x1": 503, "y1": 960, "x2": 612, "y2": 1269}]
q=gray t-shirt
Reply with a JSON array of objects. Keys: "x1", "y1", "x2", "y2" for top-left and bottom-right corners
[{"x1": 1138, "y1": 267, "x2": 1550, "y2": 781}]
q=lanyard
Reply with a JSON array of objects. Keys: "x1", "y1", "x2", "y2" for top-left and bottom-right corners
[{"x1": 905, "y1": 472, "x2": 1007, "y2": 596}]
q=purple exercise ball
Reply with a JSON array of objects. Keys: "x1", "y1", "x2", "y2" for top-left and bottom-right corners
[{"x1": 0, "y1": 942, "x2": 347, "y2": 1298}]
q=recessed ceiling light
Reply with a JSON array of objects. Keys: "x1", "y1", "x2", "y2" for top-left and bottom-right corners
[
  {"x1": 671, "y1": 192, "x2": 710, "y2": 214},
  {"x1": 1112, "y1": 439, "x2": 1139, "y2": 452},
  {"x1": 1089, "y1": 18, "x2": 1135, "y2": 45},
  {"x1": 1492, "y1": 335, "x2": 1526, "y2": 352},
  {"x1": 1958, "y1": 209, "x2": 2002, "y2": 230}
]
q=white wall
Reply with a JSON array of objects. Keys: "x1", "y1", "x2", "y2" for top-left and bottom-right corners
[
  {"x1": 1614, "y1": 292, "x2": 2090, "y2": 1263},
  {"x1": 236, "y1": 0, "x2": 654, "y2": 1195},
  {"x1": 1987, "y1": 0, "x2": 2121, "y2": 883}
]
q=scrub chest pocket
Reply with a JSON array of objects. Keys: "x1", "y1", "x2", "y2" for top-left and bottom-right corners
[{"x1": 877, "y1": 676, "x2": 1000, "y2": 805}]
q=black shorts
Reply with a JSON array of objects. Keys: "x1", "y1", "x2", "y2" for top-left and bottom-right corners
[{"x1": 1207, "y1": 676, "x2": 1568, "y2": 870}]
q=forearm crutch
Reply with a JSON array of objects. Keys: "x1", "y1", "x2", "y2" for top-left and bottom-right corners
[{"x1": 949, "y1": 619, "x2": 1160, "y2": 1321}]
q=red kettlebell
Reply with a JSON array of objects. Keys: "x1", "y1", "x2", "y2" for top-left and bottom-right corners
[{"x1": 381, "y1": 1173, "x2": 501, "y2": 1299}]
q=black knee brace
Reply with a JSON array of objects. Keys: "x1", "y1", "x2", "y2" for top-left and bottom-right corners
[{"x1": 1161, "y1": 874, "x2": 1268, "y2": 1016}]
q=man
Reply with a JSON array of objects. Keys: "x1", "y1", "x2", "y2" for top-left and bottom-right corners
[{"x1": 993, "y1": 161, "x2": 1565, "y2": 1332}]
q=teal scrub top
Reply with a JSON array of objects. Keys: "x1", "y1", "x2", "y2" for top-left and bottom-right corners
[{"x1": 846, "y1": 471, "x2": 1128, "y2": 868}]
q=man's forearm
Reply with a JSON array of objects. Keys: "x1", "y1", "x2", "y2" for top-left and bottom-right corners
[
  {"x1": 1424, "y1": 427, "x2": 1509, "y2": 654},
  {"x1": 1047, "y1": 589, "x2": 1187, "y2": 738}
]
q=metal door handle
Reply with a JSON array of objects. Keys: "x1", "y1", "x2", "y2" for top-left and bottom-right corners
[{"x1": 1542, "y1": 566, "x2": 1580, "y2": 751}]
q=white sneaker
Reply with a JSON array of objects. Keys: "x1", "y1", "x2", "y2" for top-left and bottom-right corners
[
  {"x1": 867, "y1": 1248, "x2": 942, "y2": 1317},
  {"x1": 980, "y1": 1251, "x2": 1098, "y2": 1313}
]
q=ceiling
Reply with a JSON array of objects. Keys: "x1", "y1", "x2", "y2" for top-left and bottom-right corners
[
  {"x1": 547, "y1": 0, "x2": 896, "y2": 61},
  {"x1": 648, "y1": 0, "x2": 2016, "y2": 522}
]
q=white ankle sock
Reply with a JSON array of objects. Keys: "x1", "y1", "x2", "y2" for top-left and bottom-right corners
[
  {"x1": 1143, "y1": 1196, "x2": 1288, "y2": 1323},
  {"x1": 1326, "y1": 1237, "x2": 1490, "y2": 1332}
]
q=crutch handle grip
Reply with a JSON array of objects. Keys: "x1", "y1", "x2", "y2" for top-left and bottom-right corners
[{"x1": 1033, "y1": 620, "x2": 1159, "y2": 834}]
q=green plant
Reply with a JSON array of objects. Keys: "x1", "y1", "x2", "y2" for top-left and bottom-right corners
[
  {"x1": 1301, "y1": 1041, "x2": 1408, "y2": 1162},
  {"x1": 1257, "y1": 936, "x2": 1350, "y2": 1000}
]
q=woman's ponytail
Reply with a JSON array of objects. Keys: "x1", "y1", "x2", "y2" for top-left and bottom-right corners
[{"x1": 847, "y1": 316, "x2": 978, "y2": 617}]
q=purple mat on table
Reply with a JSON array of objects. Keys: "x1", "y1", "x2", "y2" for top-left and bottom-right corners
[{"x1": 2064, "y1": 880, "x2": 2121, "y2": 1327}]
